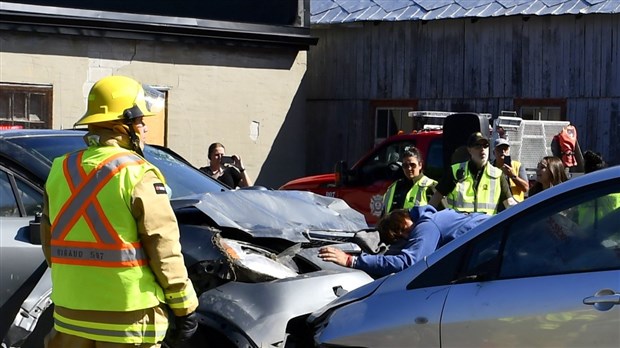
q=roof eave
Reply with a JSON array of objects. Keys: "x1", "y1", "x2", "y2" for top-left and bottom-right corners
[{"x1": 0, "y1": 4, "x2": 318, "y2": 50}]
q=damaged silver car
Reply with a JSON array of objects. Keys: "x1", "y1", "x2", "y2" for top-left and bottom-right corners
[{"x1": 0, "y1": 129, "x2": 374, "y2": 348}]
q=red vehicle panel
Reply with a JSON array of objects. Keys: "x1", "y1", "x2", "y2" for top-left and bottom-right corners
[{"x1": 280, "y1": 131, "x2": 444, "y2": 225}]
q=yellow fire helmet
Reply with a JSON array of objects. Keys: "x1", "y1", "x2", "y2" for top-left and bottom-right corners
[{"x1": 74, "y1": 75, "x2": 165, "y2": 126}]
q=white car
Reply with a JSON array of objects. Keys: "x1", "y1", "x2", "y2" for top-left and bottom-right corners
[{"x1": 287, "y1": 165, "x2": 620, "y2": 348}]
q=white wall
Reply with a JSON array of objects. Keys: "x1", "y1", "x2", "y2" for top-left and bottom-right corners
[{"x1": 0, "y1": 31, "x2": 308, "y2": 187}]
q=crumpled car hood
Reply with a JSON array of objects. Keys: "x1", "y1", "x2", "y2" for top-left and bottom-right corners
[{"x1": 172, "y1": 189, "x2": 368, "y2": 242}]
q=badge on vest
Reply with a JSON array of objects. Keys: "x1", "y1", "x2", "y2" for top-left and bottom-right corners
[{"x1": 153, "y1": 183, "x2": 167, "y2": 195}]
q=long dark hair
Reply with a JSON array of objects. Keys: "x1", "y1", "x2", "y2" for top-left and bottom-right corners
[
  {"x1": 403, "y1": 146, "x2": 423, "y2": 162},
  {"x1": 529, "y1": 156, "x2": 567, "y2": 196}
]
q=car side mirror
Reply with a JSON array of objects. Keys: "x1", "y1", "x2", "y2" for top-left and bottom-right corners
[
  {"x1": 29, "y1": 212, "x2": 42, "y2": 245},
  {"x1": 334, "y1": 160, "x2": 350, "y2": 187}
]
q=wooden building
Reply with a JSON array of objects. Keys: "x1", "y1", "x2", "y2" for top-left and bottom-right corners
[{"x1": 303, "y1": 0, "x2": 620, "y2": 175}]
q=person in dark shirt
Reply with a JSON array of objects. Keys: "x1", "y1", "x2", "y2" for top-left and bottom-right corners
[{"x1": 199, "y1": 142, "x2": 252, "y2": 188}]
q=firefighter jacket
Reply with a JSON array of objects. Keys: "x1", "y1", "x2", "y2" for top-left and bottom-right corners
[
  {"x1": 383, "y1": 175, "x2": 437, "y2": 214},
  {"x1": 446, "y1": 161, "x2": 503, "y2": 215},
  {"x1": 41, "y1": 129, "x2": 198, "y2": 344}
]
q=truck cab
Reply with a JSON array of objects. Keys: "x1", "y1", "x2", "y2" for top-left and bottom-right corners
[{"x1": 280, "y1": 112, "x2": 450, "y2": 225}]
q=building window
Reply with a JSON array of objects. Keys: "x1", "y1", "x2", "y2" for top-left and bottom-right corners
[
  {"x1": 371, "y1": 100, "x2": 418, "y2": 145},
  {"x1": 514, "y1": 99, "x2": 566, "y2": 121},
  {"x1": 0, "y1": 83, "x2": 52, "y2": 129}
]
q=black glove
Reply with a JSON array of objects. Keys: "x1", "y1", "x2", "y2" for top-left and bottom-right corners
[{"x1": 163, "y1": 312, "x2": 198, "y2": 348}]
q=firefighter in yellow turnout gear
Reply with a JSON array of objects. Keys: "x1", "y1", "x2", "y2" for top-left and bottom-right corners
[{"x1": 41, "y1": 76, "x2": 198, "y2": 348}]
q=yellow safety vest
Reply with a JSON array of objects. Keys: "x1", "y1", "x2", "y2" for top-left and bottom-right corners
[
  {"x1": 46, "y1": 146, "x2": 170, "y2": 343},
  {"x1": 446, "y1": 161, "x2": 502, "y2": 215},
  {"x1": 576, "y1": 193, "x2": 620, "y2": 227},
  {"x1": 509, "y1": 161, "x2": 525, "y2": 202},
  {"x1": 383, "y1": 175, "x2": 436, "y2": 214}
]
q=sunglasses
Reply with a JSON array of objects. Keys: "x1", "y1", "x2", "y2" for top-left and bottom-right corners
[{"x1": 471, "y1": 143, "x2": 489, "y2": 149}]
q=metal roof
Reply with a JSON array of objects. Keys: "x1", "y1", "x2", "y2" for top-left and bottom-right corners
[{"x1": 310, "y1": 0, "x2": 620, "y2": 24}]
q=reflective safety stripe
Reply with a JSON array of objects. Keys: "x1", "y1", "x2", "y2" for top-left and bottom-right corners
[
  {"x1": 51, "y1": 245, "x2": 146, "y2": 264},
  {"x1": 382, "y1": 183, "x2": 397, "y2": 214},
  {"x1": 450, "y1": 162, "x2": 468, "y2": 209},
  {"x1": 166, "y1": 288, "x2": 198, "y2": 309},
  {"x1": 54, "y1": 311, "x2": 167, "y2": 344},
  {"x1": 412, "y1": 177, "x2": 432, "y2": 206},
  {"x1": 448, "y1": 162, "x2": 500, "y2": 214},
  {"x1": 383, "y1": 176, "x2": 436, "y2": 214},
  {"x1": 51, "y1": 150, "x2": 148, "y2": 267}
]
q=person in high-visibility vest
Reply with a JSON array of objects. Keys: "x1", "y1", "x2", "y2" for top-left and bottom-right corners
[
  {"x1": 429, "y1": 132, "x2": 517, "y2": 214},
  {"x1": 41, "y1": 76, "x2": 198, "y2": 348},
  {"x1": 492, "y1": 137, "x2": 529, "y2": 202},
  {"x1": 382, "y1": 146, "x2": 439, "y2": 215},
  {"x1": 576, "y1": 150, "x2": 620, "y2": 227}
]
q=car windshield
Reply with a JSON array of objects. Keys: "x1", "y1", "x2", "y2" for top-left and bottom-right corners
[
  {"x1": 9, "y1": 134, "x2": 227, "y2": 198},
  {"x1": 144, "y1": 146, "x2": 227, "y2": 197}
]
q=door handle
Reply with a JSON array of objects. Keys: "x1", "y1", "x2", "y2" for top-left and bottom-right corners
[{"x1": 583, "y1": 289, "x2": 620, "y2": 311}]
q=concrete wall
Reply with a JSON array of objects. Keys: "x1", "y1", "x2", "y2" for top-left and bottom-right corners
[{"x1": 0, "y1": 31, "x2": 308, "y2": 188}]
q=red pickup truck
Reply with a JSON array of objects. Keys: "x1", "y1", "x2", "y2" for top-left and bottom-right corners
[
  {"x1": 280, "y1": 112, "x2": 496, "y2": 225},
  {"x1": 280, "y1": 130, "x2": 444, "y2": 225}
]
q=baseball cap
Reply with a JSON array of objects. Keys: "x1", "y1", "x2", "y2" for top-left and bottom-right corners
[
  {"x1": 494, "y1": 137, "x2": 510, "y2": 148},
  {"x1": 467, "y1": 132, "x2": 489, "y2": 147}
]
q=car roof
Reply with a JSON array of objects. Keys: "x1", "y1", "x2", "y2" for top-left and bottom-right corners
[
  {"x1": 0, "y1": 128, "x2": 86, "y2": 139},
  {"x1": 0, "y1": 129, "x2": 87, "y2": 185}
]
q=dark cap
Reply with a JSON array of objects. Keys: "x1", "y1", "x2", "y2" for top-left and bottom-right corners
[
  {"x1": 494, "y1": 137, "x2": 510, "y2": 148},
  {"x1": 467, "y1": 132, "x2": 489, "y2": 147}
]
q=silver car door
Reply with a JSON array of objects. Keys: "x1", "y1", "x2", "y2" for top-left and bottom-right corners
[
  {"x1": 0, "y1": 168, "x2": 45, "y2": 308},
  {"x1": 442, "y1": 271, "x2": 620, "y2": 347},
  {"x1": 441, "y1": 183, "x2": 620, "y2": 347},
  {"x1": 316, "y1": 275, "x2": 448, "y2": 347},
  {"x1": 0, "y1": 216, "x2": 43, "y2": 307}
]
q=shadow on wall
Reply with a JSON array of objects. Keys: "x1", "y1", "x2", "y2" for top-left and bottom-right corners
[
  {"x1": 254, "y1": 74, "x2": 307, "y2": 189},
  {"x1": 2, "y1": 31, "x2": 299, "y2": 70}
]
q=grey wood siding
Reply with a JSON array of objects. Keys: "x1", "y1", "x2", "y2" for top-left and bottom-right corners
[{"x1": 305, "y1": 14, "x2": 620, "y2": 174}]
